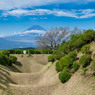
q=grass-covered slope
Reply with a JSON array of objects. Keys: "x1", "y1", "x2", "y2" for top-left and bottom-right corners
[{"x1": 49, "y1": 30, "x2": 95, "y2": 83}]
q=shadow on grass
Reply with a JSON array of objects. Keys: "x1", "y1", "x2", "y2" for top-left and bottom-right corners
[
  {"x1": 0, "y1": 68, "x2": 16, "y2": 90},
  {"x1": 0, "y1": 60, "x2": 23, "y2": 91},
  {"x1": 5, "y1": 61, "x2": 23, "y2": 73},
  {"x1": 0, "y1": 60, "x2": 23, "y2": 90},
  {"x1": 0, "y1": 61, "x2": 23, "y2": 90},
  {"x1": 14, "y1": 61, "x2": 22, "y2": 67},
  {"x1": 0, "y1": 67, "x2": 10, "y2": 75},
  {"x1": 10, "y1": 65, "x2": 22, "y2": 73}
]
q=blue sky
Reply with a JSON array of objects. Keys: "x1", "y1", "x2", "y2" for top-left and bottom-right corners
[{"x1": 0, "y1": 0, "x2": 95, "y2": 36}]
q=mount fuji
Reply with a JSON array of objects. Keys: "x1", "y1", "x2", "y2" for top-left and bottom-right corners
[{"x1": 1, "y1": 25, "x2": 46, "y2": 49}]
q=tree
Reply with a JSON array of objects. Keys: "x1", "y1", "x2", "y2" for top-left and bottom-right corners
[
  {"x1": 83, "y1": 29, "x2": 95, "y2": 42},
  {"x1": 37, "y1": 27, "x2": 70, "y2": 52}
]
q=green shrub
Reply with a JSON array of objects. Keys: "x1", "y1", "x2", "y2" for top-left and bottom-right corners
[
  {"x1": 93, "y1": 53, "x2": 95, "y2": 60},
  {"x1": 83, "y1": 29, "x2": 95, "y2": 42},
  {"x1": 58, "y1": 33, "x2": 86, "y2": 54},
  {"x1": 75, "y1": 38, "x2": 86, "y2": 48},
  {"x1": 0, "y1": 54, "x2": 13, "y2": 66},
  {"x1": 56, "y1": 61, "x2": 61, "y2": 72},
  {"x1": 58, "y1": 55, "x2": 73, "y2": 71},
  {"x1": 21, "y1": 54, "x2": 23, "y2": 57},
  {"x1": 0, "y1": 54, "x2": 7, "y2": 65},
  {"x1": 81, "y1": 68, "x2": 87, "y2": 76},
  {"x1": 42, "y1": 50, "x2": 52, "y2": 54},
  {"x1": 28, "y1": 52, "x2": 31, "y2": 56},
  {"x1": 60, "y1": 41, "x2": 71, "y2": 54},
  {"x1": 0, "y1": 51, "x2": 17, "y2": 66},
  {"x1": 8, "y1": 49, "x2": 15, "y2": 54},
  {"x1": 48, "y1": 55, "x2": 55, "y2": 62},
  {"x1": 81, "y1": 45, "x2": 91, "y2": 54},
  {"x1": 55, "y1": 53, "x2": 65, "y2": 60},
  {"x1": 79, "y1": 54, "x2": 91, "y2": 67},
  {"x1": 59, "y1": 69, "x2": 71, "y2": 83},
  {"x1": 57, "y1": 51, "x2": 77, "y2": 72},
  {"x1": 5, "y1": 55, "x2": 12, "y2": 66},
  {"x1": 70, "y1": 34, "x2": 85, "y2": 49},
  {"x1": 35, "y1": 50, "x2": 41, "y2": 54},
  {"x1": 28, "y1": 49, "x2": 34, "y2": 54},
  {"x1": 73, "y1": 62, "x2": 80, "y2": 72},
  {"x1": 56, "y1": 60, "x2": 65, "y2": 72},
  {"x1": 1, "y1": 50, "x2": 10, "y2": 56},
  {"x1": 9, "y1": 56, "x2": 17, "y2": 63},
  {"x1": 56, "y1": 61, "x2": 59, "y2": 72},
  {"x1": 53, "y1": 50, "x2": 65, "y2": 60},
  {"x1": 90, "y1": 61, "x2": 95, "y2": 72},
  {"x1": 68, "y1": 51, "x2": 77, "y2": 61},
  {"x1": 15, "y1": 50, "x2": 23, "y2": 54}
]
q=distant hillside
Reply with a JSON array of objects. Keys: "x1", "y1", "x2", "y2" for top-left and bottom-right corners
[
  {"x1": 0, "y1": 38, "x2": 19, "y2": 49},
  {"x1": 1, "y1": 25, "x2": 46, "y2": 49},
  {"x1": 15, "y1": 47, "x2": 35, "y2": 50}
]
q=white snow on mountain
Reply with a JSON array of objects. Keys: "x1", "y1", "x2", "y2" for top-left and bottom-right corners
[
  {"x1": 2, "y1": 25, "x2": 46, "y2": 48},
  {"x1": 14, "y1": 30, "x2": 45, "y2": 35}
]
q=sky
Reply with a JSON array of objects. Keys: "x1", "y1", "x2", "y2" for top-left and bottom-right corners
[{"x1": 0, "y1": 0, "x2": 95, "y2": 36}]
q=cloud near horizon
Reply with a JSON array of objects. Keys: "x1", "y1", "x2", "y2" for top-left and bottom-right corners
[{"x1": 2, "y1": 9, "x2": 95, "y2": 19}]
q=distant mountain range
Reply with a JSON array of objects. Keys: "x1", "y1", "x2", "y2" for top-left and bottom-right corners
[
  {"x1": 0, "y1": 38, "x2": 23, "y2": 49},
  {"x1": 0, "y1": 25, "x2": 46, "y2": 49}
]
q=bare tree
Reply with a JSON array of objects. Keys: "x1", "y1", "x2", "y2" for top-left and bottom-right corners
[
  {"x1": 37, "y1": 27, "x2": 70, "y2": 52},
  {"x1": 71, "y1": 27, "x2": 82, "y2": 34}
]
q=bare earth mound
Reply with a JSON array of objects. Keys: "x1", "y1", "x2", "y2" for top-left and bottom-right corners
[{"x1": 0, "y1": 54, "x2": 95, "y2": 95}]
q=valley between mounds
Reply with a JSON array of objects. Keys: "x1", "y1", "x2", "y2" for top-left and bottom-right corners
[{"x1": 0, "y1": 54, "x2": 95, "y2": 95}]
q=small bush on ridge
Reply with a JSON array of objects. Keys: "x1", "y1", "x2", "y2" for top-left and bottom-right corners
[
  {"x1": 53, "y1": 50, "x2": 65, "y2": 60},
  {"x1": 56, "y1": 61, "x2": 62, "y2": 72},
  {"x1": 79, "y1": 54, "x2": 91, "y2": 68},
  {"x1": 73, "y1": 61, "x2": 80, "y2": 72},
  {"x1": 90, "y1": 61, "x2": 95, "y2": 73},
  {"x1": 81, "y1": 68, "x2": 87, "y2": 76},
  {"x1": 0, "y1": 50, "x2": 17, "y2": 66},
  {"x1": 9, "y1": 56, "x2": 17, "y2": 63},
  {"x1": 56, "y1": 51, "x2": 77, "y2": 72},
  {"x1": 1, "y1": 50, "x2": 10, "y2": 57},
  {"x1": 59, "y1": 55, "x2": 73, "y2": 71},
  {"x1": 21, "y1": 54, "x2": 23, "y2": 57},
  {"x1": 81, "y1": 45, "x2": 91, "y2": 54},
  {"x1": 83, "y1": 30, "x2": 95, "y2": 42},
  {"x1": 68, "y1": 51, "x2": 77, "y2": 61},
  {"x1": 48, "y1": 55, "x2": 55, "y2": 62},
  {"x1": 42, "y1": 50, "x2": 52, "y2": 54},
  {"x1": 59, "y1": 69, "x2": 71, "y2": 83}
]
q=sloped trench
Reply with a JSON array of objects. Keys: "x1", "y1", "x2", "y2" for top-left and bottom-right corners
[
  {"x1": 1, "y1": 54, "x2": 95, "y2": 95},
  {"x1": 3, "y1": 54, "x2": 59, "y2": 95}
]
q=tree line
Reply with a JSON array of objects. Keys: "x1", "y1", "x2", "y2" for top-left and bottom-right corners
[{"x1": 6, "y1": 49, "x2": 52, "y2": 54}]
